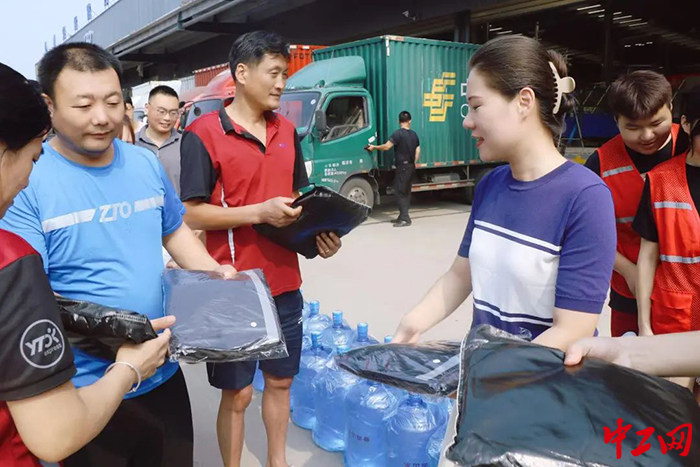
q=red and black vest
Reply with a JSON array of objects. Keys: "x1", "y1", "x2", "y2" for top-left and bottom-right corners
[
  {"x1": 598, "y1": 124, "x2": 681, "y2": 300},
  {"x1": 648, "y1": 154, "x2": 700, "y2": 334}
]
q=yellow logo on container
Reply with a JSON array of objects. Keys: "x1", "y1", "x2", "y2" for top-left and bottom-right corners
[{"x1": 423, "y1": 72, "x2": 456, "y2": 122}]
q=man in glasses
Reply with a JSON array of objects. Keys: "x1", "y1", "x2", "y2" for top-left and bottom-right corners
[{"x1": 136, "y1": 85, "x2": 183, "y2": 194}]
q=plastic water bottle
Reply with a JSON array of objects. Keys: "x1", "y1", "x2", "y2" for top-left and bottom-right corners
[
  {"x1": 303, "y1": 301, "x2": 332, "y2": 336},
  {"x1": 386, "y1": 394, "x2": 439, "y2": 467},
  {"x1": 344, "y1": 380, "x2": 399, "y2": 467},
  {"x1": 320, "y1": 310, "x2": 355, "y2": 353},
  {"x1": 312, "y1": 345, "x2": 359, "y2": 452},
  {"x1": 428, "y1": 428, "x2": 445, "y2": 467},
  {"x1": 425, "y1": 396, "x2": 454, "y2": 434},
  {"x1": 302, "y1": 301, "x2": 332, "y2": 350},
  {"x1": 384, "y1": 335, "x2": 393, "y2": 344},
  {"x1": 351, "y1": 322, "x2": 379, "y2": 348},
  {"x1": 291, "y1": 332, "x2": 332, "y2": 430},
  {"x1": 253, "y1": 362, "x2": 265, "y2": 392}
]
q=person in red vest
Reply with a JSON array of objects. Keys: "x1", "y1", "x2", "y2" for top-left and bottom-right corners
[
  {"x1": 585, "y1": 71, "x2": 688, "y2": 337},
  {"x1": 634, "y1": 89, "x2": 700, "y2": 338}
]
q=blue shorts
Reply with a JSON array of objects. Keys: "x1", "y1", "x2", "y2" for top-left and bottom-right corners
[{"x1": 206, "y1": 289, "x2": 303, "y2": 390}]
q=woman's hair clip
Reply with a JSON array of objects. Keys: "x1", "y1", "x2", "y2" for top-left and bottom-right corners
[{"x1": 549, "y1": 61, "x2": 576, "y2": 114}]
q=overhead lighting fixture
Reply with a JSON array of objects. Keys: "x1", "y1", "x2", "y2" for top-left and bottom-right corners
[
  {"x1": 587, "y1": 9, "x2": 605, "y2": 14},
  {"x1": 489, "y1": 27, "x2": 503, "y2": 32},
  {"x1": 620, "y1": 18, "x2": 643, "y2": 24},
  {"x1": 577, "y1": 4, "x2": 601, "y2": 11},
  {"x1": 613, "y1": 11, "x2": 623, "y2": 15},
  {"x1": 496, "y1": 30, "x2": 513, "y2": 35},
  {"x1": 646, "y1": 41, "x2": 653, "y2": 44},
  {"x1": 614, "y1": 15, "x2": 632, "y2": 21},
  {"x1": 627, "y1": 21, "x2": 648, "y2": 27},
  {"x1": 624, "y1": 44, "x2": 631, "y2": 48}
]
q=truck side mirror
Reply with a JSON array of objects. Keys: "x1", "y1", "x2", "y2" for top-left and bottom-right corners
[{"x1": 314, "y1": 110, "x2": 329, "y2": 134}]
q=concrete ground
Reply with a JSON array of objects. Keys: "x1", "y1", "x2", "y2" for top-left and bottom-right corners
[{"x1": 184, "y1": 193, "x2": 612, "y2": 467}]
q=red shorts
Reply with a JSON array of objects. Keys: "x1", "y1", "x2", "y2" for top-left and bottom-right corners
[{"x1": 610, "y1": 309, "x2": 639, "y2": 337}]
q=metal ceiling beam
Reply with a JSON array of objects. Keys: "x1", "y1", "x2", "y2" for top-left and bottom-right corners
[
  {"x1": 184, "y1": 21, "x2": 255, "y2": 34},
  {"x1": 119, "y1": 53, "x2": 178, "y2": 63},
  {"x1": 471, "y1": 0, "x2": 586, "y2": 24}
]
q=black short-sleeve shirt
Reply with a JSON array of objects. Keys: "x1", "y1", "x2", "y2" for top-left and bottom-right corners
[
  {"x1": 633, "y1": 164, "x2": 700, "y2": 242},
  {"x1": 0, "y1": 229, "x2": 75, "y2": 401},
  {"x1": 389, "y1": 128, "x2": 420, "y2": 165}
]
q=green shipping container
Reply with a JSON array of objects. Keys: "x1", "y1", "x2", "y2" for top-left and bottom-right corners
[{"x1": 313, "y1": 36, "x2": 480, "y2": 170}]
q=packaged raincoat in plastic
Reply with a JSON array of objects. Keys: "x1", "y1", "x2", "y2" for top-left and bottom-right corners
[
  {"x1": 445, "y1": 325, "x2": 700, "y2": 466},
  {"x1": 336, "y1": 341, "x2": 461, "y2": 396},
  {"x1": 163, "y1": 268, "x2": 288, "y2": 363},
  {"x1": 253, "y1": 186, "x2": 371, "y2": 259},
  {"x1": 57, "y1": 296, "x2": 157, "y2": 360}
]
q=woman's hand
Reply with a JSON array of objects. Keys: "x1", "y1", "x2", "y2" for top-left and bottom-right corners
[
  {"x1": 115, "y1": 316, "x2": 175, "y2": 381},
  {"x1": 564, "y1": 336, "x2": 634, "y2": 370},
  {"x1": 392, "y1": 316, "x2": 422, "y2": 344}
]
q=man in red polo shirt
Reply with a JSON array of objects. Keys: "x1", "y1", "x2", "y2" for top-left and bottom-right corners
[{"x1": 180, "y1": 31, "x2": 341, "y2": 467}]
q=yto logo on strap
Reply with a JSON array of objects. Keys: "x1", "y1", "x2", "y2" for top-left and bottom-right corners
[
  {"x1": 20, "y1": 319, "x2": 65, "y2": 369},
  {"x1": 423, "y1": 72, "x2": 456, "y2": 122}
]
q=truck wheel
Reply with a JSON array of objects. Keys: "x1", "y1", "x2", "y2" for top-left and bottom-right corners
[
  {"x1": 462, "y1": 168, "x2": 493, "y2": 205},
  {"x1": 340, "y1": 177, "x2": 374, "y2": 207}
]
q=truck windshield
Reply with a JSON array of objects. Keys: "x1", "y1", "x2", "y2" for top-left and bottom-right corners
[{"x1": 278, "y1": 92, "x2": 320, "y2": 135}]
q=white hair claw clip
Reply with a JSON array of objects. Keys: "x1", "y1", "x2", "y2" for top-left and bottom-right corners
[{"x1": 549, "y1": 61, "x2": 576, "y2": 114}]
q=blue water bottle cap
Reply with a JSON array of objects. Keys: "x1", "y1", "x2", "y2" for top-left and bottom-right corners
[
  {"x1": 357, "y1": 322, "x2": 368, "y2": 340},
  {"x1": 332, "y1": 310, "x2": 343, "y2": 327},
  {"x1": 407, "y1": 393, "x2": 423, "y2": 404},
  {"x1": 309, "y1": 300, "x2": 320, "y2": 316},
  {"x1": 337, "y1": 344, "x2": 350, "y2": 355},
  {"x1": 310, "y1": 331, "x2": 322, "y2": 348},
  {"x1": 384, "y1": 335, "x2": 393, "y2": 344}
]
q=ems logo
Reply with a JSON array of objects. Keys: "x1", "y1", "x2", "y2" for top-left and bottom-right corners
[{"x1": 20, "y1": 319, "x2": 65, "y2": 369}]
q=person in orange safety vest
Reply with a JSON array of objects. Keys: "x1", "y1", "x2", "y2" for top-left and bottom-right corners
[
  {"x1": 584, "y1": 71, "x2": 688, "y2": 337},
  {"x1": 634, "y1": 89, "x2": 700, "y2": 338}
]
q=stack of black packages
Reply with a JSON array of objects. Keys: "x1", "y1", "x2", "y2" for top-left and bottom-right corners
[
  {"x1": 445, "y1": 325, "x2": 700, "y2": 466},
  {"x1": 58, "y1": 296, "x2": 157, "y2": 360},
  {"x1": 254, "y1": 186, "x2": 371, "y2": 259},
  {"x1": 336, "y1": 341, "x2": 461, "y2": 396},
  {"x1": 163, "y1": 268, "x2": 288, "y2": 363}
]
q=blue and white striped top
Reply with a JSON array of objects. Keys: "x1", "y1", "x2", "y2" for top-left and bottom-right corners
[{"x1": 459, "y1": 161, "x2": 616, "y2": 340}]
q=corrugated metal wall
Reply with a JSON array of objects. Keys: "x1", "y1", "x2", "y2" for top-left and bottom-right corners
[
  {"x1": 315, "y1": 36, "x2": 480, "y2": 169},
  {"x1": 194, "y1": 63, "x2": 229, "y2": 87},
  {"x1": 180, "y1": 75, "x2": 196, "y2": 94}
]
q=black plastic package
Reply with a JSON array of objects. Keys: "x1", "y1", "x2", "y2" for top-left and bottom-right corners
[
  {"x1": 253, "y1": 186, "x2": 371, "y2": 259},
  {"x1": 446, "y1": 325, "x2": 700, "y2": 466},
  {"x1": 57, "y1": 296, "x2": 157, "y2": 360},
  {"x1": 163, "y1": 268, "x2": 288, "y2": 363},
  {"x1": 336, "y1": 341, "x2": 461, "y2": 396}
]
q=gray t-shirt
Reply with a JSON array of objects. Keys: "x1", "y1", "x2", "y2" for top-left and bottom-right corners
[{"x1": 135, "y1": 126, "x2": 182, "y2": 195}]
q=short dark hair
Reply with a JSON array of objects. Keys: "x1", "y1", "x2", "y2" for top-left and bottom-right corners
[
  {"x1": 124, "y1": 95, "x2": 133, "y2": 107},
  {"x1": 0, "y1": 63, "x2": 51, "y2": 151},
  {"x1": 608, "y1": 71, "x2": 672, "y2": 120},
  {"x1": 228, "y1": 31, "x2": 290, "y2": 82},
  {"x1": 399, "y1": 111, "x2": 412, "y2": 123},
  {"x1": 469, "y1": 35, "x2": 574, "y2": 137},
  {"x1": 38, "y1": 42, "x2": 123, "y2": 100},
  {"x1": 149, "y1": 85, "x2": 178, "y2": 101}
]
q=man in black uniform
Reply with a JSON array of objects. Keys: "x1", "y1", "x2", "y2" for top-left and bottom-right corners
[{"x1": 368, "y1": 111, "x2": 421, "y2": 227}]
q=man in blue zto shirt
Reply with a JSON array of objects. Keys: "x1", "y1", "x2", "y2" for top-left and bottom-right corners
[{"x1": 0, "y1": 43, "x2": 235, "y2": 467}]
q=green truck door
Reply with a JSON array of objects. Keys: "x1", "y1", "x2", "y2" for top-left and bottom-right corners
[{"x1": 311, "y1": 92, "x2": 376, "y2": 204}]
